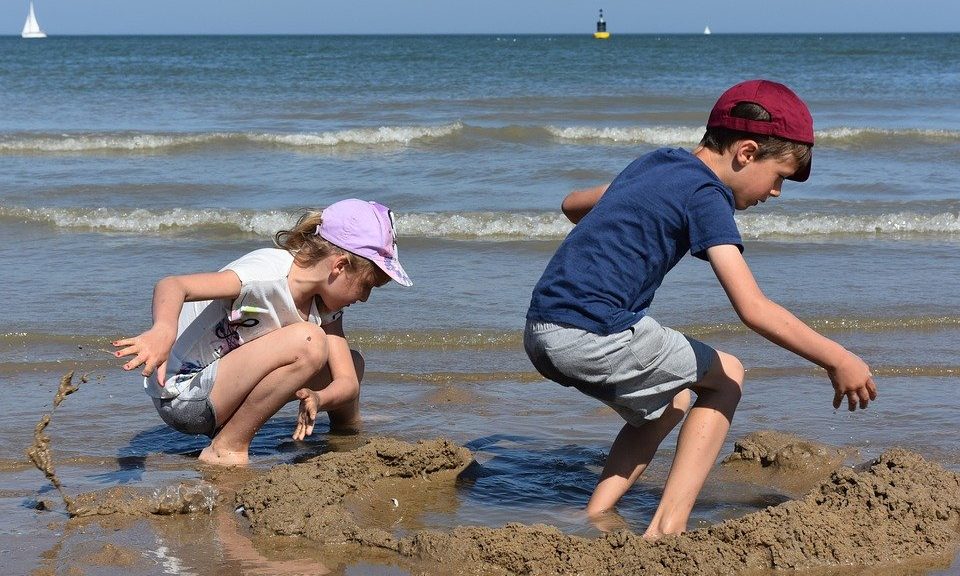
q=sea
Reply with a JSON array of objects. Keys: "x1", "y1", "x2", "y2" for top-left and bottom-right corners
[{"x1": 1, "y1": 34, "x2": 959, "y2": 575}]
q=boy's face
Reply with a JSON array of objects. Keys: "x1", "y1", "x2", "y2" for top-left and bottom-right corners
[{"x1": 729, "y1": 155, "x2": 799, "y2": 210}]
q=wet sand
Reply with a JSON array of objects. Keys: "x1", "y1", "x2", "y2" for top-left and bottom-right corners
[
  {"x1": 29, "y1": 436, "x2": 958, "y2": 575},
  {"x1": 24, "y1": 373, "x2": 960, "y2": 575}
]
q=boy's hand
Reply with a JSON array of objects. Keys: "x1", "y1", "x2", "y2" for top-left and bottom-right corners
[
  {"x1": 293, "y1": 389, "x2": 321, "y2": 440},
  {"x1": 113, "y1": 324, "x2": 176, "y2": 379},
  {"x1": 828, "y1": 352, "x2": 877, "y2": 411}
]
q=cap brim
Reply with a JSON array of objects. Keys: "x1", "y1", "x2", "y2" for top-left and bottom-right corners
[
  {"x1": 373, "y1": 256, "x2": 413, "y2": 287},
  {"x1": 787, "y1": 156, "x2": 811, "y2": 182}
]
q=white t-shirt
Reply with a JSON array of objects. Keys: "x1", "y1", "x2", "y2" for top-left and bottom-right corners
[{"x1": 144, "y1": 248, "x2": 342, "y2": 399}]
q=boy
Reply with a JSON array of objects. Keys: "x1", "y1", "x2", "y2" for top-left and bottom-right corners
[{"x1": 523, "y1": 79, "x2": 877, "y2": 539}]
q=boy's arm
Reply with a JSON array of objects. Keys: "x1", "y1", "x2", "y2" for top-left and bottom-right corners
[
  {"x1": 292, "y1": 316, "x2": 360, "y2": 440},
  {"x1": 706, "y1": 244, "x2": 877, "y2": 411},
  {"x1": 113, "y1": 271, "x2": 242, "y2": 380},
  {"x1": 561, "y1": 183, "x2": 609, "y2": 224}
]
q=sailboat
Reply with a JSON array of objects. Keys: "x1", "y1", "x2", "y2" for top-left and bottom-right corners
[{"x1": 21, "y1": 1, "x2": 47, "y2": 39}]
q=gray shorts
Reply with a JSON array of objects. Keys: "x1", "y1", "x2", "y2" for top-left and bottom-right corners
[
  {"x1": 149, "y1": 360, "x2": 220, "y2": 438},
  {"x1": 524, "y1": 316, "x2": 716, "y2": 427}
]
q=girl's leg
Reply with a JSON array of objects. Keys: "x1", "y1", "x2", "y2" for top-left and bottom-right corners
[
  {"x1": 320, "y1": 350, "x2": 364, "y2": 432},
  {"x1": 643, "y1": 350, "x2": 744, "y2": 540},
  {"x1": 586, "y1": 389, "x2": 691, "y2": 518},
  {"x1": 199, "y1": 322, "x2": 330, "y2": 465}
]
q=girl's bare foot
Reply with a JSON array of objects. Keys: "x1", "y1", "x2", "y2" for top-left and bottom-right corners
[{"x1": 199, "y1": 445, "x2": 249, "y2": 467}]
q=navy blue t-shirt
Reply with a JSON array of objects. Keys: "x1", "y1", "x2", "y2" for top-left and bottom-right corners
[{"x1": 527, "y1": 148, "x2": 743, "y2": 336}]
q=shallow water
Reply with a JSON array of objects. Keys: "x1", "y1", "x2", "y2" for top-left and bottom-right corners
[{"x1": 2, "y1": 33, "x2": 960, "y2": 574}]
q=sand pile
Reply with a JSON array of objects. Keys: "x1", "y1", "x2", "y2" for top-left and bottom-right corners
[
  {"x1": 719, "y1": 429, "x2": 855, "y2": 496},
  {"x1": 69, "y1": 482, "x2": 219, "y2": 517},
  {"x1": 238, "y1": 436, "x2": 960, "y2": 575},
  {"x1": 236, "y1": 436, "x2": 472, "y2": 541}
]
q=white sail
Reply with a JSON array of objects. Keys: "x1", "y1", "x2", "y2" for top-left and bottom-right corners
[
  {"x1": 22, "y1": 2, "x2": 47, "y2": 39},
  {"x1": 703, "y1": 25, "x2": 712, "y2": 35}
]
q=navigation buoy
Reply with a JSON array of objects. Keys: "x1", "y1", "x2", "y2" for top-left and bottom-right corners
[{"x1": 594, "y1": 9, "x2": 610, "y2": 39}]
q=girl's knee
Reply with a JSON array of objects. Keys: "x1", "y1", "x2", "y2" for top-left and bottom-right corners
[
  {"x1": 283, "y1": 323, "x2": 329, "y2": 370},
  {"x1": 351, "y1": 349, "x2": 365, "y2": 382}
]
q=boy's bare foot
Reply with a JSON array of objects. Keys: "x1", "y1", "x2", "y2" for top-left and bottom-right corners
[
  {"x1": 199, "y1": 445, "x2": 249, "y2": 467},
  {"x1": 642, "y1": 529, "x2": 663, "y2": 542},
  {"x1": 587, "y1": 509, "x2": 630, "y2": 533}
]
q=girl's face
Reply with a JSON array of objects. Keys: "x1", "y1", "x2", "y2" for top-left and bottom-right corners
[{"x1": 321, "y1": 257, "x2": 390, "y2": 311}]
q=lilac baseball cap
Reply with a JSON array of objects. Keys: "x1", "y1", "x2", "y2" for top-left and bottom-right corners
[{"x1": 316, "y1": 199, "x2": 412, "y2": 286}]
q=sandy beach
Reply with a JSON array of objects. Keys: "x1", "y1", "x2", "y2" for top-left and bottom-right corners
[{"x1": 20, "y1": 373, "x2": 960, "y2": 575}]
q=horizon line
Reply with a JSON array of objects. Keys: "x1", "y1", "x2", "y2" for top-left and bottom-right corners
[{"x1": 6, "y1": 31, "x2": 959, "y2": 37}]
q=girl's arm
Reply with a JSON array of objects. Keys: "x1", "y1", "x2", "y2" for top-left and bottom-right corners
[
  {"x1": 292, "y1": 316, "x2": 361, "y2": 440},
  {"x1": 705, "y1": 244, "x2": 878, "y2": 411},
  {"x1": 561, "y1": 183, "x2": 609, "y2": 224},
  {"x1": 114, "y1": 271, "x2": 242, "y2": 380}
]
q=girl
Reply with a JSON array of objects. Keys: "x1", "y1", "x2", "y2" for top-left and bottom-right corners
[{"x1": 114, "y1": 199, "x2": 412, "y2": 466}]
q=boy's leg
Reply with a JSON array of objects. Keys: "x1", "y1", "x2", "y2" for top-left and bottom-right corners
[
  {"x1": 200, "y1": 322, "x2": 330, "y2": 465},
  {"x1": 586, "y1": 389, "x2": 691, "y2": 517},
  {"x1": 644, "y1": 350, "x2": 744, "y2": 540}
]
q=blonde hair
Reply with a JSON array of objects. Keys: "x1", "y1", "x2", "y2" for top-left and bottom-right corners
[{"x1": 274, "y1": 210, "x2": 387, "y2": 284}]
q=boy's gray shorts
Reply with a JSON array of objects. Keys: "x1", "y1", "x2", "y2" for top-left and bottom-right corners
[
  {"x1": 524, "y1": 316, "x2": 716, "y2": 427},
  {"x1": 150, "y1": 361, "x2": 219, "y2": 438}
]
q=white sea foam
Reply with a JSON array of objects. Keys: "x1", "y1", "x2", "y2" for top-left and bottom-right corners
[
  {"x1": 737, "y1": 211, "x2": 960, "y2": 238},
  {"x1": 4, "y1": 205, "x2": 960, "y2": 240},
  {"x1": 0, "y1": 123, "x2": 463, "y2": 153},
  {"x1": 547, "y1": 125, "x2": 704, "y2": 146},
  {"x1": 547, "y1": 125, "x2": 960, "y2": 148},
  {"x1": 0, "y1": 124, "x2": 956, "y2": 153},
  {"x1": 816, "y1": 127, "x2": 960, "y2": 143},
  {"x1": 397, "y1": 212, "x2": 573, "y2": 239}
]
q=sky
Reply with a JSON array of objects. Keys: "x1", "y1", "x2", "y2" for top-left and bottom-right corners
[{"x1": 6, "y1": 0, "x2": 959, "y2": 35}]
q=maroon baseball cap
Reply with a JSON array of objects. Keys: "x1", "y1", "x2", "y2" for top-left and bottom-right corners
[{"x1": 707, "y1": 79, "x2": 814, "y2": 182}]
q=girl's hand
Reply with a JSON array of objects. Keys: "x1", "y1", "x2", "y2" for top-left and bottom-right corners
[
  {"x1": 293, "y1": 388, "x2": 321, "y2": 440},
  {"x1": 828, "y1": 351, "x2": 878, "y2": 411},
  {"x1": 113, "y1": 324, "x2": 176, "y2": 379}
]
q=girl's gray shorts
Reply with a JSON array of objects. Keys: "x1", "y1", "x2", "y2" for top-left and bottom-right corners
[
  {"x1": 524, "y1": 316, "x2": 716, "y2": 427},
  {"x1": 149, "y1": 360, "x2": 220, "y2": 438}
]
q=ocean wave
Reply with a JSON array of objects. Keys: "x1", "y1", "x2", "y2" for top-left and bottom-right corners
[
  {"x1": 815, "y1": 127, "x2": 960, "y2": 147},
  {"x1": 0, "y1": 123, "x2": 463, "y2": 153},
  {"x1": 545, "y1": 125, "x2": 960, "y2": 148},
  {"x1": 4, "y1": 205, "x2": 960, "y2": 240},
  {"x1": 0, "y1": 124, "x2": 955, "y2": 154},
  {"x1": 547, "y1": 125, "x2": 704, "y2": 146},
  {"x1": 737, "y1": 211, "x2": 960, "y2": 238},
  {"x1": 0, "y1": 205, "x2": 293, "y2": 236},
  {"x1": 5, "y1": 316, "x2": 959, "y2": 354}
]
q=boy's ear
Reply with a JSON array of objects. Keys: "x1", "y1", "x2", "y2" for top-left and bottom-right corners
[{"x1": 733, "y1": 139, "x2": 759, "y2": 167}]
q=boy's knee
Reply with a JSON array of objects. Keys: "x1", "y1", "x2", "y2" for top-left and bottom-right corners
[
  {"x1": 695, "y1": 351, "x2": 744, "y2": 399},
  {"x1": 717, "y1": 351, "x2": 745, "y2": 387},
  {"x1": 674, "y1": 388, "x2": 692, "y2": 412}
]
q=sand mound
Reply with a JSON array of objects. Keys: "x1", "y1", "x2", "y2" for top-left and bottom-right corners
[
  {"x1": 69, "y1": 481, "x2": 219, "y2": 517},
  {"x1": 237, "y1": 436, "x2": 472, "y2": 541},
  {"x1": 237, "y1": 436, "x2": 960, "y2": 575},
  {"x1": 719, "y1": 429, "x2": 854, "y2": 495}
]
